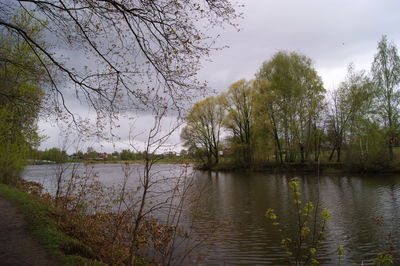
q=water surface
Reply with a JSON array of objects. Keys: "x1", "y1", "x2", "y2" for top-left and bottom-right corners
[{"x1": 23, "y1": 164, "x2": 400, "y2": 265}]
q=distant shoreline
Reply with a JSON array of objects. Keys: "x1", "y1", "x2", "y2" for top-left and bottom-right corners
[
  {"x1": 26, "y1": 160, "x2": 400, "y2": 175},
  {"x1": 26, "y1": 159, "x2": 194, "y2": 165},
  {"x1": 196, "y1": 161, "x2": 400, "y2": 175}
]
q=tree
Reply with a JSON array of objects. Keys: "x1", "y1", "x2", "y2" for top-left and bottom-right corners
[
  {"x1": 181, "y1": 96, "x2": 224, "y2": 166},
  {"x1": 327, "y1": 64, "x2": 373, "y2": 162},
  {"x1": 40, "y1": 147, "x2": 68, "y2": 163},
  {"x1": 0, "y1": 11, "x2": 46, "y2": 183},
  {"x1": 256, "y1": 52, "x2": 325, "y2": 163},
  {"x1": 252, "y1": 79, "x2": 283, "y2": 164},
  {"x1": 84, "y1": 146, "x2": 98, "y2": 159},
  {"x1": 71, "y1": 150, "x2": 84, "y2": 159},
  {"x1": 222, "y1": 79, "x2": 255, "y2": 165},
  {"x1": 120, "y1": 149, "x2": 136, "y2": 161},
  {"x1": 371, "y1": 35, "x2": 400, "y2": 161},
  {"x1": 0, "y1": 1, "x2": 239, "y2": 127}
]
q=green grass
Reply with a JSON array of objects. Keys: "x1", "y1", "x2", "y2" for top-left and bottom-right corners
[{"x1": 0, "y1": 184, "x2": 100, "y2": 265}]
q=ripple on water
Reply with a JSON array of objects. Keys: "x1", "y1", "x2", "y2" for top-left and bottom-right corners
[{"x1": 22, "y1": 165, "x2": 400, "y2": 265}]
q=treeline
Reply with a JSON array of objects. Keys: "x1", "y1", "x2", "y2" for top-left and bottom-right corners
[
  {"x1": 30, "y1": 147, "x2": 184, "y2": 163},
  {"x1": 181, "y1": 36, "x2": 400, "y2": 171}
]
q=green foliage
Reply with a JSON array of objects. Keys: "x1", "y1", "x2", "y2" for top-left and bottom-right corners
[
  {"x1": 181, "y1": 36, "x2": 400, "y2": 172},
  {"x1": 371, "y1": 35, "x2": 400, "y2": 161},
  {"x1": 181, "y1": 96, "x2": 225, "y2": 166},
  {"x1": 35, "y1": 148, "x2": 68, "y2": 163},
  {"x1": 265, "y1": 178, "x2": 331, "y2": 265},
  {"x1": 85, "y1": 147, "x2": 98, "y2": 159},
  {"x1": 375, "y1": 253, "x2": 394, "y2": 265},
  {"x1": 0, "y1": 109, "x2": 31, "y2": 183},
  {"x1": 256, "y1": 52, "x2": 325, "y2": 164},
  {"x1": 120, "y1": 149, "x2": 139, "y2": 161},
  {"x1": 0, "y1": 11, "x2": 46, "y2": 183},
  {"x1": 336, "y1": 245, "x2": 345, "y2": 265},
  {"x1": 221, "y1": 79, "x2": 255, "y2": 166},
  {"x1": 327, "y1": 64, "x2": 375, "y2": 163}
]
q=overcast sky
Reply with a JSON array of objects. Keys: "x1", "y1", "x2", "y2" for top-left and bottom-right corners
[{"x1": 39, "y1": 0, "x2": 400, "y2": 153}]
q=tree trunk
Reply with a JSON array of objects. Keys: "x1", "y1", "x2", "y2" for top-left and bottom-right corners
[
  {"x1": 272, "y1": 128, "x2": 283, "y2": 164},
  {"x1": 388, "y1": 137, "x2": 394, "y2": 161},
  {"x1": 299, "y1": 144, "x2": 305, "y2": 164},
  {"x1": 328, "y1": 147, "x2": 335, "y2": 162},
  {"x1": 337, "y1": 146, "x2": 341, "y2": 162}
]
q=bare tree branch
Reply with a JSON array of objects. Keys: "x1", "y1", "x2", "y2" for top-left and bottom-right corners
[{"x1": 0, "y1": 0, "x2": 239, "y2": 129}]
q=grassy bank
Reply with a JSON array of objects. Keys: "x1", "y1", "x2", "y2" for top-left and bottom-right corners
[{"x1": 0, "y1": 183, "x2": 99, "y2": 265}]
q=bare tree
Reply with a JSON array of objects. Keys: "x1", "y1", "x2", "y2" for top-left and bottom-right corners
[
  {"x1": 0, "y1": 0, "x2": 239, "y2": 127},
  {"x1": 109, "y1": 106, "x2": 204, "y2": 265}
]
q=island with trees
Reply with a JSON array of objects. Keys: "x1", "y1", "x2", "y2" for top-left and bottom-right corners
[{"x1": 181, "y1": 37, "x2": 400, "y2": 173}]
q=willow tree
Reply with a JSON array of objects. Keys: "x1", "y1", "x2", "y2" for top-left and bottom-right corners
[
  {"x1": 256, "y1": 52, "x2": 325, "y2": 163},
  {"x1": 222, "y1": 79, "x2": 255, "y2": 165},
  {"x1": 181, "y1": 96, "x2": 224, "y2": 166},
  {"x1": 371, "y1": 35, "x2": 400, "y2": 161}
]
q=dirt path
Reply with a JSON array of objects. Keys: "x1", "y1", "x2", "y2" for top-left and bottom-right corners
[{"x1": 0, "y1": 197, "x2": 57, "y2": 266}]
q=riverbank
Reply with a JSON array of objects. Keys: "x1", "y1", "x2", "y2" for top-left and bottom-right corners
[
  {"x1": 28, "y1": 158, "x2": 400, "y2": 175},
  {"x1": 28, "y1": 159, "x2": 194, "y2": 165},
  {"x1": 1, "y1": 177, "x2": 178, "y2": 265},
  {"x1": 198, "y1": 160, "x2": 400, "y2": 174},
  {"x1": 0, "y1": 182, "x2": 97, "y2": 265},
  {"x1": 80, "y1": 159, "x2": 194, "y2": 165}
]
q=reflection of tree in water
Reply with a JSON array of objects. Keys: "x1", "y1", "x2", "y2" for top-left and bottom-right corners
[
  {"x1": 319, "y1": 175, "x2": 400, "y2": 264},
  {"x1": 183, "y1": 172, "x2": 400, "y2": 264},
  {"x1": 23, "y1": 167, "x2": 400, "y2": 264}
]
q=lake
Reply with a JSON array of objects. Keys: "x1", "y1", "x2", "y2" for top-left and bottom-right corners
[{"x1": 22, "y1": 164, "x2": 400, "y2": 265}]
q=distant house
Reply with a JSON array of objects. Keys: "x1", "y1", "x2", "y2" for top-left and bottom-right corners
[
  {"x1": 99, "y1": 153, "x2": 108, "y2": 158},
  {"x1": 219, "y1": 148, "x2": 231, "y2": 157}
]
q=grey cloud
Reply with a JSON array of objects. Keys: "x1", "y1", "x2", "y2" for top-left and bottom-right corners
[
  {"x1": 41, "y1": 0, "x2": 400, "y2": 151},
  {"x1": 199, "y1": 0, "x2": 400, "y2": 92}
]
